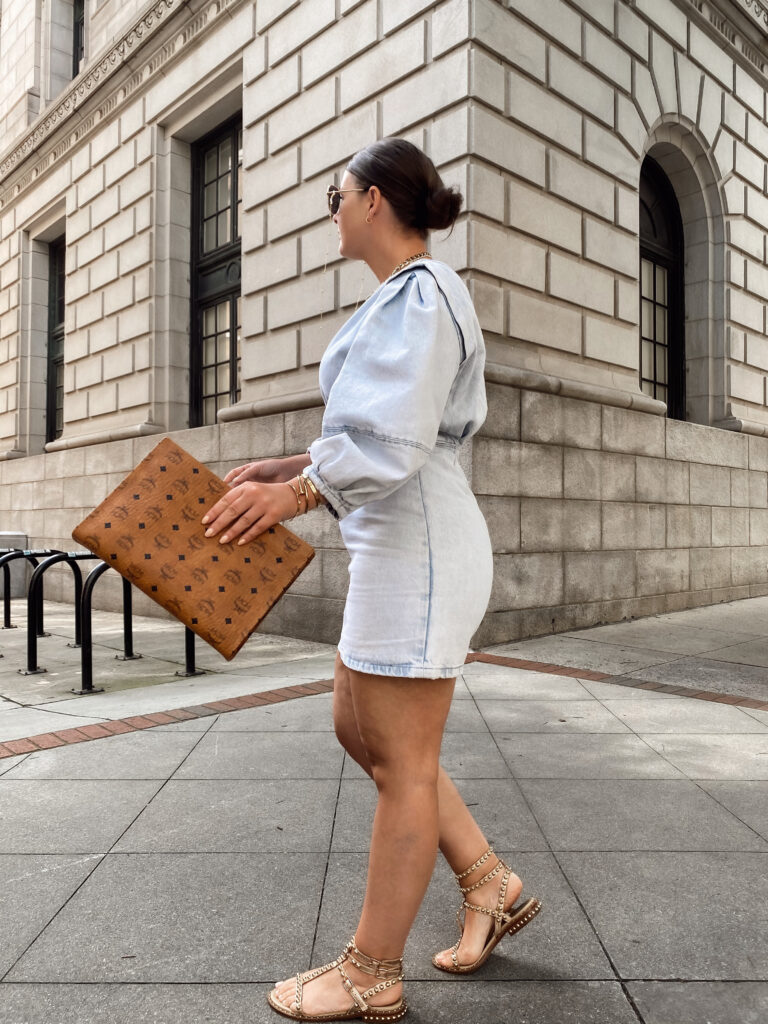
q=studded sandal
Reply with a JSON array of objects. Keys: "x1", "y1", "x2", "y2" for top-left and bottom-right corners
[
  {"x1": 267, "y1": 936, "x2": 407, "y2": 1022},
  {"x1": 432, "y1": 845, "x2": 542, "y2": 974}
]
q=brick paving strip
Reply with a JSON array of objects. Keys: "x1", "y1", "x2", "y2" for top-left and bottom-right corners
[{"x1": 1, "y1": 652, "x2": 766, "y2": 761}]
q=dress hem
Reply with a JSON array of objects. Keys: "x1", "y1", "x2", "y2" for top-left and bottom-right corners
[{"x1": 338, "y1": 649, "x2": 464, "y2": 679}]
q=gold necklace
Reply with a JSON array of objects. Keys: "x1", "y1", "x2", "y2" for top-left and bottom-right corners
[{"x1": 387, "y1": 251, "x2": 432, "y2": 279}]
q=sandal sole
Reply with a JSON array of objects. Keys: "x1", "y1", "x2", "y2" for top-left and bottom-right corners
[
  {"x1": 267, "y1": 991, "x2": 407, "y2": 1022},
  {"x1": 431, "y1": 896, "x2": 543, "y2": 975}
]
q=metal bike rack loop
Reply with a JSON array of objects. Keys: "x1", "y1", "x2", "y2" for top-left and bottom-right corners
[
  {"x1": 22, "y1": 552, "x2": 100, "y2": 675},
  {"x1": 0, "y1": 548, "x2": 61, "y2": 633},
  {"x1": 78, "y1": 563, "x2": 141, "y2": 694}
]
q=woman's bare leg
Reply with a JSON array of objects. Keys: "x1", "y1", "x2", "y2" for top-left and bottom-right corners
[
  {"x1": 332, "y1": 652, "x2": 523, "y2": 969},
  {"x1": 271, "y1": 661, "x2": 454, "y2": 1015}
]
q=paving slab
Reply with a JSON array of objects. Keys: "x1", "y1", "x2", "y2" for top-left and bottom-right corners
[
  {"x1": 577, "y1": 677, "x2": 678, "y2": 699},
  {"x1": 313, "y1": 851, "x2": 614, "y2": 982},
  {"x1": 564, "y1": 618, "x2": 757, "y2": 654},
  {"x1": 0, "y1": 854, "x2": 103, "y2": 977},
  {"x1": 0, "y1": 779, "x2": 163, "y2": 853},
  {"x1": 0, "y1": 983, "x2": 270, "y2": 1024},
  {"x1": 559, "y1": 852, "x2": 768, "y2": 979},
  {"x1": 3, "y1": 729, "x2": 204, "y2": 779},
  {"x1": 210, "y1": 693, "x2": 334, "y2": 731},
  {"x1": 601, "y1": 698, "x2": 768, "y2": 734},
  {"x1": 518, "y1": 779, "x2": 767, "y2": 851},
  {"x1": 626, "y1": 656, "x2": 768, "y2": 701},
  {"x1": 0, "y1": 705, "x2": 109, "y2": 744},
  {"x1": 405, "y1": 980, "x2": 642, "y2": 1024},
  {"x1": 114, "y1": 779, "x2": 339, "y2": 853},
  {"x1": 174, "y1": 731, "x2": 344, "y2": 780},
  {"x1": 486, "y1": 635, "x2": 676, "y2": 674},
  {"x1": 476, "y1": 699, "x2": 631, "y2": 733},
  {"x1": 698, "y1": 782, "x2": 768, "y2": 841},
  {"x1": 6, "y1": 852, "x2": 327, "y2": 983},
  {"x1": 627, "y1": 980, "x2": 768, "y2": 1024},
  {"x1": 654, "y1": 597, "x2": 768, "y2": 634},
  {"x1": 463, "y1": 664, "x2": 592, "y2": 700},
  {"x1": 705, "y1": 637, "x2": 768, "y2": 668},
  {"x1": 641, "y1": 733, "x2": 768, "y2": 780},
  {"x1": 496, "y1": 733, "x2": 687, "y2": 779}
]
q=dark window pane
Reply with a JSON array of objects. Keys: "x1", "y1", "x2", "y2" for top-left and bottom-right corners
[
  {"x1": 203, "y1": 217, "x2": 217, "y2": 253},
  {"x1": 219, "y1": 138, "x2": 232, "y2": 174},
  {"x1": 204, "y1": 148, "x2": 218, "y2": 184}
]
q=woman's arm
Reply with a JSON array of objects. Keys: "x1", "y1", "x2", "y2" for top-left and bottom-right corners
[{"x1": 224, "y1": 453, "x2": 312, "y2": 487}]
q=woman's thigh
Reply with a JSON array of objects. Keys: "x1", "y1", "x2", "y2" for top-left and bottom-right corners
[{"x1": 346, "y1": 667, "x2": 454, "y2": 782}]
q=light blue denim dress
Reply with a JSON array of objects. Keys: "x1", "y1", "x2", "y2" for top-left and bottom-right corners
[{"x1": 305, "y1": 258, "x2": 493, "y2": 678}]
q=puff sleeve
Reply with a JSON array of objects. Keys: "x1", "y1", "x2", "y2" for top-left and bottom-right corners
[{"x1": 305, "y1": 271, "x2": 463, "y2": 520}]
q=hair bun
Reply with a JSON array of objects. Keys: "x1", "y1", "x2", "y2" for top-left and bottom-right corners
[{"x1": 424, "y1": 186, "x2": 463, "y2": 231}]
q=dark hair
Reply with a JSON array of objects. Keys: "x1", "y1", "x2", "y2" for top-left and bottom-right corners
[{"x1": 347, "y1": 138, "x2": 463, "y2": 237}]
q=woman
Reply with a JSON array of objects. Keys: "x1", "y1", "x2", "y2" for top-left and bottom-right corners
[{"x1": 202, "y1": 138, "x2": 541, "y2": 1022}]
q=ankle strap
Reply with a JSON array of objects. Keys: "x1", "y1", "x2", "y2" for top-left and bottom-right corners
[
  {"x1": 455, "y1": 844, "x2": 494, "y2": 882},
  {"x1": 345, "y1": 937, "x2": 403, "y2": 980}
]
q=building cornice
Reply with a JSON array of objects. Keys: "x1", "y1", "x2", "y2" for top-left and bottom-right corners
[
  {"x1": 0, "y1": 0, "x2": 246, "y2": 207},
  {"x1": 685, "y1": 0, "x2": 768, "y2": 75}
]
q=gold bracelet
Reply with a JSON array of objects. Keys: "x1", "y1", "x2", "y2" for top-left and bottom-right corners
[
  {"x1": 301, "y1": 469, "x2": 322, "y2": 505},
  {"x1": 285, "y1": 480, "x2": 302, "y2": 519}
]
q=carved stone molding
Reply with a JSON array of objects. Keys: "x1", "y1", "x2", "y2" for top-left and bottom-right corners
[
  {"x1": 741, "y1": 0, "x2": 768, "y2": 32},
  {"x1": 685, "y1": 0, "x2": 768, "y2": 75},
  {"x1": 0, "y1": 0, "x2": 245, "y2": 205}
]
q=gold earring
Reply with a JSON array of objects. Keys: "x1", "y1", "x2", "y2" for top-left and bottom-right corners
[{"x1": 365, "y1": 214, "x2": 372, "y2": 224}]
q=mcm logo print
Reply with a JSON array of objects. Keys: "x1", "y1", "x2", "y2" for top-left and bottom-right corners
[
  {"x1": 197, "y1": 598, "x2": 215, "y2": 615},
  {"x1": 259, "y1": 566, "x2": 277, "y2": 583},
  {"x1": 172, "y1": 478, "x2": 190, "y2": 497},
  {"x1": 112, "y1": 505, "x2": 131, "y2": 522},
  {"x1": 153, "y1": 533, "x2": 172, "y2": 550},
  {"x1": 187, "y1": 534, "x2": 205, "y2": 552},
  {"x1": 283, "y1": 536, "x2": 302, "y2": 552},
  {"x1": 138, "y1": 475, "x2": 157, "y2": 491},
  {"x1": 191, "y1": 567, "x2": 209, "y2": 584},
  {"x1": 233, "y1": 596, "x2": 251, "y2": 615},
  {"x1": 224, "y1": 568, "x2": 242, "y2": 585},
  {"x1": 207, "y1": 479, "x2": 224, "y2": 495},
  {"x1": 159, "y1": 563, "x2": 177, "y2": 582},
  {"x1": 250, "y1": 539, "x2": 267, "y2": 556},
  {"x1": 124, "y1": 564, "x2": 145, "y2": 583},
  {"x1": 166, "y1": 447, "x2": 184, "y2": 464},
  {"x1": 144, "y1": 505, "x2": 163, "y2": 525},
  {"x1": 179, "y1": 504, "x2": 197, "y2": 523},
  {"x1": 165, "y1": 597, "x2": 182, "y2": 617},
  {"x1": 116, "y1": 535, "x2": 135, "y2": 552}
]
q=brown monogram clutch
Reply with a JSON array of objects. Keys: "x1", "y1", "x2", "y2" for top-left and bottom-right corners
[{"x1": 72, "y1": 437, "x2": 315, "y2": 660}]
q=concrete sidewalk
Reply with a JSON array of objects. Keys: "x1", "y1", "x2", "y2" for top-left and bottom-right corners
[{"x1": 0, "y1": 598, "x2": 767, "y2": 1023}]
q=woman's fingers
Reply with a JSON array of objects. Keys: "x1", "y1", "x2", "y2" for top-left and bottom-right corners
[{"x1": 223, "y1": 465, "x2": 247, "y2": 484}]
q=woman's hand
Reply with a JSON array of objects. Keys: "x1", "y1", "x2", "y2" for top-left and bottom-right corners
[
  {"x1": 202, "y1": 481, "x2": 297, "y2": 546},
  {"x1": 224, "y1": 455, "x2": 309, "y2": 487}
]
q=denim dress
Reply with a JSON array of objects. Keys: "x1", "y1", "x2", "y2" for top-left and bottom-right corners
[{"x1": 305, "y1": 259, "x2": 493, "y2": 678}]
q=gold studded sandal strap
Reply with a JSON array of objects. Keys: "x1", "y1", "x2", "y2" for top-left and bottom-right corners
[
  {"x1": 455, "y1": 845, "x2": 494, "y2": 882},
  {"x1": 338, "y1": 963, "x2": 369, "y2": 1012},
  {"x1": 347, "y1": 937, "x2": 403, "y2": 980},
  {"x1": 496, "y1": 863, "x2": 511, "y2": 918},
  {"x1": 459, "y1": 859, "x2": 503, "y2": 896}
]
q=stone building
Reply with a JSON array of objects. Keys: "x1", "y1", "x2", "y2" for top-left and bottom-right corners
[{"x1": 2, "y1": 0, "x2": 768, "y2": 646}]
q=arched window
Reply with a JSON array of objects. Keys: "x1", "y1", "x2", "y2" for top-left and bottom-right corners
[{"x1": 639, "y1": 156, "x2": 685, "y2": 419}]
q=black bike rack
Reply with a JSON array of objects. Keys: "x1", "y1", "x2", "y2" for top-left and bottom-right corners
[
  {"x1": 175, "y1": 627, "x2": 203, "y2": 678},
  {"x1": 77, "y1": 562, "x2": 141, "y2": 694},
  {"x1": 21, "y1": 552, "x2": 101, "y2": 675},
  {"x1": 0, "y1": 548, "x2": 61, "y2": 633}
]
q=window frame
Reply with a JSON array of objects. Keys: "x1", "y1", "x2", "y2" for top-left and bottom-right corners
[
  {"x1": 639, "y1": 156, "x2": 686, "y2": 421},
  {"x1": 73, "y1": 0, "x2": 85, "y2": 78},
  {"x1": 46, "y1": 237, "x2": 66, "y2": 444},
  {"x1": 189, "y1": 115, "x2": 243, "y2": 428}
]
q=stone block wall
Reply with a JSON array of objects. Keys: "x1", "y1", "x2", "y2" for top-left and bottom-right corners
[{"x1": 473, "y1": 381, "x2": 768, "y2": 645}]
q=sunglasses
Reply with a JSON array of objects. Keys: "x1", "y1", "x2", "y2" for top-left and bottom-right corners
[{"x1": 326, "y1": 184, "x2": 369, "y2": 217}]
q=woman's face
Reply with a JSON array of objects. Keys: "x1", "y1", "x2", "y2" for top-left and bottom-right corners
[{"x1": 333, "y1": 170, "x2": 371, "y2": 260}]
